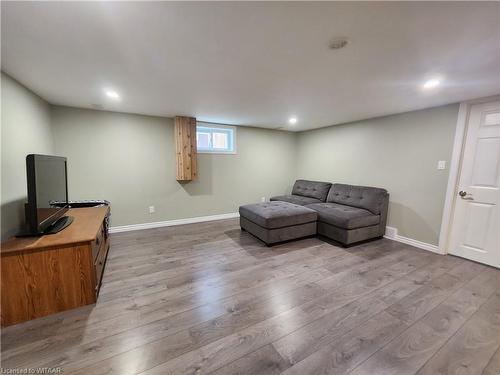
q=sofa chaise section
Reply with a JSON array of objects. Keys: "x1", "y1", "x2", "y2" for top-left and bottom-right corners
[
  {"x1": 270, "y1": 179, "x2": 332, "y2": 206},
  {"x1": 239, "y1": 201, "x2": 317, "y2": 245}
]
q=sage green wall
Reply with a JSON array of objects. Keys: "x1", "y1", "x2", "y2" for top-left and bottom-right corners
[
  {"x1": 1, "y1": 74, "x2": 459, "y2": 245},
  {"x1": 51, "y1": 106, "x2": 297, "y2": 227},
  {"x1": 296, "y1": 104, "x2": 459, "y2": 245},
  {"x1": 1, "y1": 73, "x2": 54, "y2": 239}
]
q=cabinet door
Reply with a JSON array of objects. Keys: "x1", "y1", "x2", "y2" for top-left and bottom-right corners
[{"x1": 1, "y1": 244, "x2": 96, "y2": 326}]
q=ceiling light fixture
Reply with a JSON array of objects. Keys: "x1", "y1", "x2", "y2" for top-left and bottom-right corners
[
  {"x1": 422, "y1": 78, "x2": 441, "y2": 89},
  {"x1": 289, "y1": 117, "x2": 298, "y2": 124},
  {"x1": 105, "y1": 89, "x2": 120, "y2": 100}
]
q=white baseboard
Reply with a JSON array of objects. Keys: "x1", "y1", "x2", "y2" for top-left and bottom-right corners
[
  {"x1": 384, "y1": 226, "x2": 443, "y2": 254},
  {"x1": 109, "y1": 212, "x2": 240, "y2": 233}
]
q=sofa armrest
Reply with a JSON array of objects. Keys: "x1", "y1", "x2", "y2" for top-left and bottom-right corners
[{"x1": 378, "y1": 193, "x2": 390, "y2": 236}]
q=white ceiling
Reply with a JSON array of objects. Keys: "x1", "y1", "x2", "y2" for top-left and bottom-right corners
[{"x1": 2, "y1": 1, "x2": 500, "y2": 131}]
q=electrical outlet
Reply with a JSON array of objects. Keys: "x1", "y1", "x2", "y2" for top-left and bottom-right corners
[
  {"x1": 437, "y1": 160, "x2": 446, "y2": 170},
  {"x1": 261, "y1": 197, "x2": 266, "y2": 202},
  {"x1": 149, "y1": 206, "x2": 155, "y2": 214}
]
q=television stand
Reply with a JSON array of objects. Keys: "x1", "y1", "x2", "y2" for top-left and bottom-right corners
[
  {"x1": 44, "y1": 215, "x2": 74, "y2": 234},
  {"x1": 1, "y1": 207, "x2": 110, "y2": 326}
]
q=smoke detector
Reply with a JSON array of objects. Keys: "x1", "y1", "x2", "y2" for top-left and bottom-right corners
[{"x1": 330, "y1": 38, "x2": 349, "y2": 50}]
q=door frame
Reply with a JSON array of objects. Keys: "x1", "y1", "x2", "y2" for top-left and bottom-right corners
[{"x1": 438, "y1": 94, "x2": 500, "y2": 254}]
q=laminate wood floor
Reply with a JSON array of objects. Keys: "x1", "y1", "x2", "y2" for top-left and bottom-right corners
[{"x1": 2, "y1": 218, "x2": 500, "y2": 375}]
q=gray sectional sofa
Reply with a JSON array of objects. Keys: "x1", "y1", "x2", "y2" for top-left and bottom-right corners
[{"x1": 239, "y1": 179, "x2": 389, "y2": 246}]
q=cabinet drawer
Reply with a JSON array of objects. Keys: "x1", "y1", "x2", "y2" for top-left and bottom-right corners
[
  {"x1": 91, "y1": 225, "x2": 105, "y2": 261},
  {"x1": 94, "y1": 241, "x2": 107, "y2": 292}
]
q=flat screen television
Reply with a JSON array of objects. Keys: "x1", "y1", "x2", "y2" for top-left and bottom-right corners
[{"x1": 23, "y1": 154, "x2": 73, "y2": 235}]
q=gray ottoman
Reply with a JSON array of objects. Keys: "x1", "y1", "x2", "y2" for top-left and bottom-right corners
[{"x1": 239, "y1": 201, "x2": 317, "y2": 245}]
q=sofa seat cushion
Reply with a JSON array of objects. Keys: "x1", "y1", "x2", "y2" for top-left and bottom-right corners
[
  {"x1": 306, "y1": 202, "x2": 380, "y2": 229},
  {"x1": 239, "y1": 201, "x2": 317, "y2": 229},
  {"x1": 270, "y1": 195, "x2": 322, "y2": 206},
  {"x1": 291, "y1": 180, "x2": 332, "y2": 201}
]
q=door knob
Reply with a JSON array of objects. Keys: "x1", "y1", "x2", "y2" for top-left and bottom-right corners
[{"x1": 459, "y1": 190, "x2": 474, "y2": 200}]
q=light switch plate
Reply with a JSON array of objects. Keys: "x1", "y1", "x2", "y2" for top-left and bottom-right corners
[
  {"x1": 437, "y1": 160, "x2": 446, "y2": 170},
  {"x1": 149, "y1": 205, "x2": 155, "y2": 213}
]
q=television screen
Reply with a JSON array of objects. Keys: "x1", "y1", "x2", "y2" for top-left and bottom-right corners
[
  {"x1": 26, "y1": 154, "x2": 69, "y2": 233},
  {"x1": 34, "y1": 157, "x2": 68, "y2": 222}
]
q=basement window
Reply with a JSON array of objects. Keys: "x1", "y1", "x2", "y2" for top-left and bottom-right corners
[{"x1": 196, "y1": 123, "x2": 236, "y2": 154}]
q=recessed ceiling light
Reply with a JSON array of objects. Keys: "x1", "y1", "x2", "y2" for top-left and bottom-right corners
[
  {"x1": 423, "y1": 79, "x2": 441, "y2": 89},
  {"x1": 289, "y1": 117, "x2": 298, "y2": 124},
  {"x1": 105, "y1": 89, "x2": 120, "y2": 100}
]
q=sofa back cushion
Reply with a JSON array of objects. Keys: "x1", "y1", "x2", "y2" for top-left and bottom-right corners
[
  {"x1": 292, "y1": 180, "x2": 332, "y2": 201},
  {"x1": 327, "y1": 183, "x2": 388, "y2": 214}
]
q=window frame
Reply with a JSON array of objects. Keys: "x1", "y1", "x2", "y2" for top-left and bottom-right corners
[{"x1": 196, "y1": 123, "x2": 237, "y2": 154}]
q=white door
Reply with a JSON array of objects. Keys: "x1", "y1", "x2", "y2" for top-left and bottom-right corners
[{"x1": 448, "y1": 101, "x2": 500, "y2": 267}]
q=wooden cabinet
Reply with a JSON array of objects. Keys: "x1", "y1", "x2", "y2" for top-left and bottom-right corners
[
  {"x1": 0, "y1": 207, "x2": 110, "y2": 327},
  {"x1": 175, "y1": 116, "x2": 198, "y2": 181}
]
